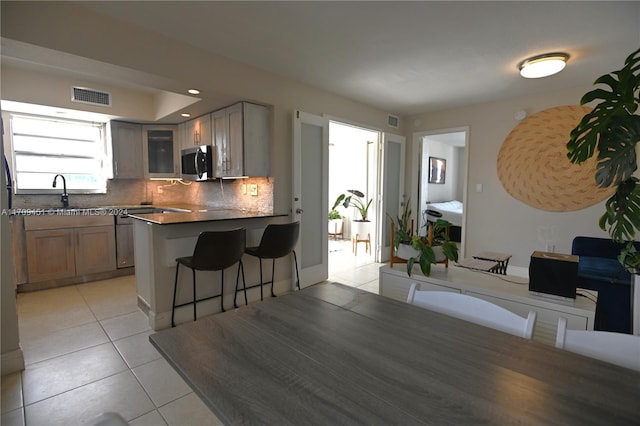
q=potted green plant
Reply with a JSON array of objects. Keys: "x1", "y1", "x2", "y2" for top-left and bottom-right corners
[
  {"x1": 566, "y1": 47, "x2": 640, "y2": 333},
  {"x1": 335, "y1": 189, "x2": 373, "y2": 239},
  {"x1": 334, "y1": 189, "x2": 372, "y2": 221},
  {"x1": 328, "y1": 196, "x2": 344, "y2": 238},
  {"x1": 406, "y1": 218, "x2": 459, "y2": 277},
  {"x1": 567, "y1": 47, "x2": 640, "y2": 268},
  {"x1": 387, "y1": 199, "x2": 417, "y2": 259}
]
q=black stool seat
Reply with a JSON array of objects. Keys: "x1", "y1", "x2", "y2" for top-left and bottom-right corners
[
  {"x1": 236, "y1": 222, "x2": 300, "y2": 305},
  {"x1": 172, "y1": 228, "x2": 246, "y2": 327}
]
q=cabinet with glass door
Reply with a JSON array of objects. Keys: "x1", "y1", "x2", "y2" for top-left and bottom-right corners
[{"x1": 142, "y1": 125, "x2": 179, "y2": 178}]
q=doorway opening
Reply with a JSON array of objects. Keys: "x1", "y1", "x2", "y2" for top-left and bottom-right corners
[
  {"x1": 327, "y1": 121, "x2": 380, "y2": 289},
  {"x1": 416, "y1": 129, "x2": 468, "y2": 249}
]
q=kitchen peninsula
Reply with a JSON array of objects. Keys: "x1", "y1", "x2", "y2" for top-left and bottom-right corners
[{"x1": 129, "y1": 208, "x2": 289, "y2": 330}]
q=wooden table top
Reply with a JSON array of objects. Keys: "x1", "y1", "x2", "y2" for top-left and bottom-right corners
[{"x1": 150, "y1": 282, "x2": 640, "y2": 425}]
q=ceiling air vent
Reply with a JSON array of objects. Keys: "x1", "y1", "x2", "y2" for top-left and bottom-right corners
[
  {"x1": 387, "y1": 114, "x2": 399, "y2": 129},
  {"x1": 71, "y1": 86, "x2": 112, "y2": 107}
]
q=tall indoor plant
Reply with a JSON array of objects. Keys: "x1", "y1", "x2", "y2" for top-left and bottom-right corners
[
  {"x1": 566, "y1": 47, "x2": 640, "y2": 333},
  {"x1": 335, "y1": 189, "x2": 372, "y2": 221},
  {"x1": 566, "y1": 47, "x2": 640, "y2": 270},
  {"x1": 335, "y1": 189, "x2": 373, "y2": 239}
]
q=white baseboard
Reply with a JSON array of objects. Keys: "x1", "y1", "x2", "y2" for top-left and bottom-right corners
[{"x1": 1, "y1": 348, "x2": 25, "y2": 376}]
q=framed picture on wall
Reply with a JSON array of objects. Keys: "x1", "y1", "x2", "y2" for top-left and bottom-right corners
[{"x1": 428, "y1": 157, "x2": 446, "y2": 184}]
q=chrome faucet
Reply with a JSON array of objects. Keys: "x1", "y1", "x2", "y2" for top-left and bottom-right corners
[{"x1": 52, "y1": 174, "x2": 69, "y2": 208}]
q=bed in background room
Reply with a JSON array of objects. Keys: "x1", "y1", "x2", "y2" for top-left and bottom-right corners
[{"x1": 425, "y1": 200, "x2": 463, "y2": 242}]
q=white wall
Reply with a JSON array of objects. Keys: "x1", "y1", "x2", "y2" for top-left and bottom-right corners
[
  {"x1": 421, "y1": 140, "x2": 459, "y2": 204},
  {"x1": 406, "y1": 86, "x2": 611, "y2": 268}
]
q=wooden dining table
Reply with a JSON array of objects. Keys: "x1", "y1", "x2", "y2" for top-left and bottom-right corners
[{"x1": 150, "y1": 282, "x2": 640, "y2": 425}]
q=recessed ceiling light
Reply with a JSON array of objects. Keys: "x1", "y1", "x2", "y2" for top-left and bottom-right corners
[
  {"x1": 187, "y1": 89, "x2": 200, "y2": 95},
  {"x1": 181, "y1": 113, "x2": 191, "y2": 118},
  {"x1": 518, "y1": 53, "x2": 570, "y2": 78}
]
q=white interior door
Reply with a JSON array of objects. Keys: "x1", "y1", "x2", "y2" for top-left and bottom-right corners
[
  {"x1": 293, "y1": 110, "x2": 329, "y2": 288},
  {"x1": 377, "y1": 133, "x2": 406, "y2": 262}
]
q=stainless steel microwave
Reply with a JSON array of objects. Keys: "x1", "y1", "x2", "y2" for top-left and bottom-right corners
[{"x1": 181, "y1": 145, "x2": 215, "y2": 181}]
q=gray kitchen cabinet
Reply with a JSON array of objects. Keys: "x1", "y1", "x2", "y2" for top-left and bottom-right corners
[
  {"x1": 111, "y1": 121, "x2": 143, "y2": 179},
  {"x1": 184, "y1": 114, "x2": 212, "y2": 149},
  {"x1": 142, "y1": 125, "x2": 179, "y2": 178},
  {"x1": 24, "y1": 215, "x2": 116, "y2": 283},
  {"x1": 211, "y1": 102, "x2": 271, "y2": 177}
]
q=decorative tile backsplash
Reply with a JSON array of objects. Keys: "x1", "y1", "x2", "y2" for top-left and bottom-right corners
[{"x1": 13, "y1": 177, "x2": 274, "y2": 212}]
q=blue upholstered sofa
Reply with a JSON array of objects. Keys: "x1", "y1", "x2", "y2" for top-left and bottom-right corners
[{"x1": 571, "y1": 236, "x2": 638, "y2": 334}]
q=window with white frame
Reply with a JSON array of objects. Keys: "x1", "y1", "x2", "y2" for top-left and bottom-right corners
[{"x1": 9, "y1": 114, "x2": 108, "y2": 193}]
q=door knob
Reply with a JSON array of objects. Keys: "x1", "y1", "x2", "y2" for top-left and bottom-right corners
[{"x1": 295, "y1": 208, "x2": 304, "y2": 214}]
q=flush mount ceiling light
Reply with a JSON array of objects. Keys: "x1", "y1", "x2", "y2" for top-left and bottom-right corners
[
  {"x1": 187, "y1": 88, "x2": 200, "y2": 95},
  {"x1": 518, "y1": 53, "x2": 570, "y2": 78},
  {"x1": 181, "y1": 113, "x2": 191, "y2": 118}
]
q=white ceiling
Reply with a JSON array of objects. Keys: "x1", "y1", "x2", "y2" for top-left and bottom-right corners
[{"x1": 74, "y1": 1, "x2": 640, "y2": 116}]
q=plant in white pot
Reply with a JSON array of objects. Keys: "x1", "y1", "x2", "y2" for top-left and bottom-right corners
[
  {"x1": 335, "y1": 189, "x2": 373, "y2": 239},
  {"x1": 566, "y1": 47, "x2": 640, "y2": 334},
  {"x1": 387, "y1": 198, "x2": 418, "y2": 260}
]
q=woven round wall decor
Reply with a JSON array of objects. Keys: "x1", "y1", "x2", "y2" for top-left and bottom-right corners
[{"x1": 497, "y1": 105, "x2": 614, "y2": 212}]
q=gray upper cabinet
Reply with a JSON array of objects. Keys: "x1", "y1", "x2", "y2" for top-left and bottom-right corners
[
  {"x1": 184, "y1": 114, "x2": 212, "y2": 149},
  {"x1": 111, "y1": 121, "x2": 143, "y2": 179},
  {"x1": 142, "y1": 125, "x2": 179, "y2": 178},
  {"x1": 212, "y1": 102, "x2": 271, "y2": 178}
]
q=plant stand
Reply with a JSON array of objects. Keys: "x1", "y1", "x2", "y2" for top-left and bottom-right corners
[
  {"x1": 328, "y1": 219, "x2": 343, "y2": 240},
  {"x1": 351, "y1": 221, "x2": 371, "y2": 255},
  {"x1": 352, "y1": 233, "x2": 370, "y2": 255}
]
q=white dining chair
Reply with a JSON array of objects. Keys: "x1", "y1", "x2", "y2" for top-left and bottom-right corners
[
  {"x1": 555, "y1": 317, "x2": 640, "y2": 371},
  {"x1": 407, "y1": 283, "x2": 537, "y2": 339}
]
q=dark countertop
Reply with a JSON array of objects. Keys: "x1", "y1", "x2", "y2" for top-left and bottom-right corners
[{"x1": 128, "y1": 209, "x2": 287, "y2": 225}]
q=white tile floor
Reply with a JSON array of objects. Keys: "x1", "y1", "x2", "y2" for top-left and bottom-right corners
[
  {"x1": 1, "y1": 241, "x2": 381, "y2": 426},
  {"x1": 328, "y1": 238, "x2": 381, "y2": 294},
  {"x1": 2, "y1": 275, "x2": 222, "y2": 426}
]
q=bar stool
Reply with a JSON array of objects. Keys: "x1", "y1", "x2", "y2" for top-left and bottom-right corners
[
  {"x1": 237, "y1": 222, "x2": 300, "y2": 305},
  {"x1": 172, "y1": 228, "x2": 246, "y2": 327}
]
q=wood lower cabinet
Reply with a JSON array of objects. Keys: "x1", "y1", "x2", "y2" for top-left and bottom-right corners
[
  {"x1": 24, "y1": 215, "x2": 116, "y2": 284},
  {"x1": 26, "y1": 229, "x2": 76, "y2": 282}
]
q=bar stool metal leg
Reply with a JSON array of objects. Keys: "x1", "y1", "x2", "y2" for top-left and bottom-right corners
[
  {"x1": 270, "y1": 259, "x2": 277, "y2": 298},
  {"x1": 172, "y1": 263, "x2": 180, "y2": 327},
  {"x1": 233, "y1": 260, "x2": 247, "y2": 308},
  {"x1": 293, "y1": 250, "x2": 300, "y2": 290},
  {"x1": 219, "y1": 270, "x2": 225, "y2": 313},
  {"x1": 192, "y1": 269, "x2": 197, "y2": 321},
  {"x1": 259, "y1": 258, "x2": 264, "y2": 300}
]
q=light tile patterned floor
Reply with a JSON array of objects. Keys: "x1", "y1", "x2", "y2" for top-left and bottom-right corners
[
  {"x1": 1, "y1": 241, "x2": 380, "y2": 426},
  {"x1": 1, "y1": 276, "x2": 222, "y2": 426},
  {"x1": 328, "y1": 238, "x2": 381, "y2": 294}
]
